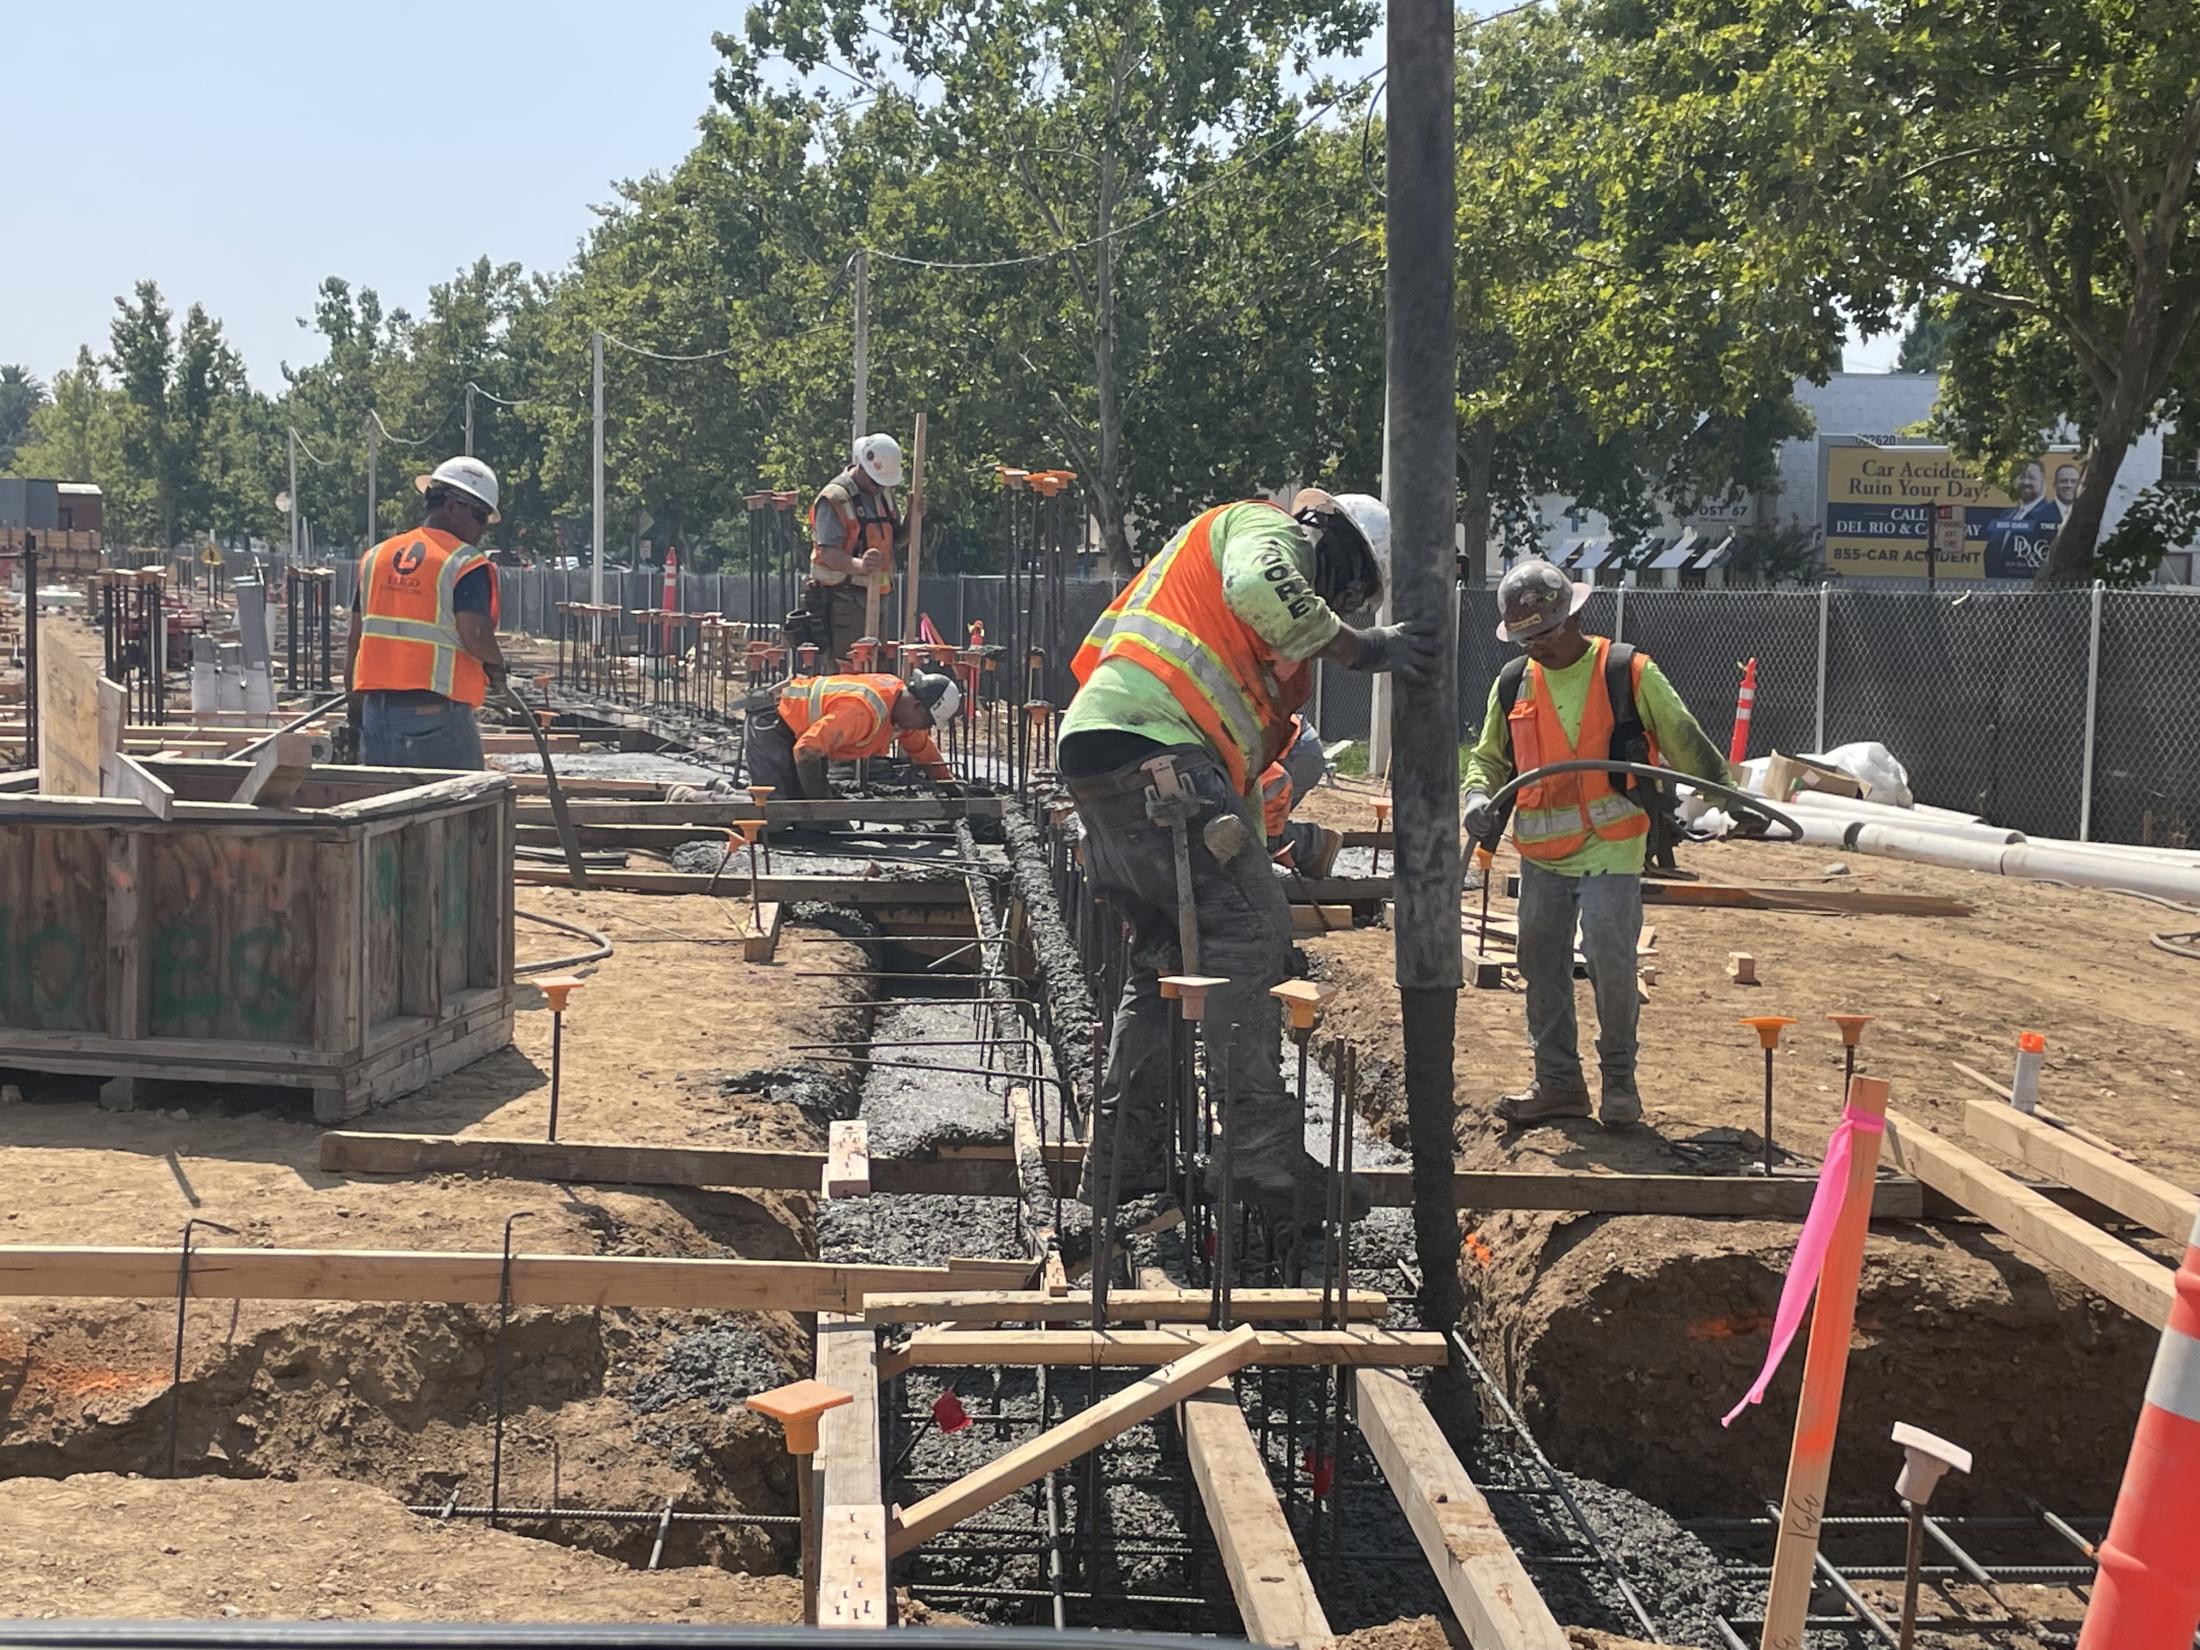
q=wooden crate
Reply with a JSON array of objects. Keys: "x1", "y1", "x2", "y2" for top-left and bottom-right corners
[{"x1": 0, "y1": 760, "x2": 515, "y2": 1120}]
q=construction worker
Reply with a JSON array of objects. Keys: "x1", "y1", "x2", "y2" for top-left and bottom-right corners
[
  {"x1": 1258, "y1": 715, "x2": 1343, "y2": 876},
  {"x1": 746, "y1": 669, "x2": 961, "y2": 800},
  {"x1": 805, "y1": 433, "x2": 903, "y2": 664},
  {"x1": 345, "y1": 456, "x2": 507, "y2": 770},
  {"x1": 1461, "y1": 558, "x2": 1731, "y2": 1127},
  {"x1": 1058, "y1": 488, "x2": 1437, "y2": 1222}
]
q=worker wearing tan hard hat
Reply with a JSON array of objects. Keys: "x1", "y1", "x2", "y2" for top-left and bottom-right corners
[
  {"x1": 345, "y1": 455, "x2": 508, "y2": 770},
  {"x1": 804, "y1": 433, "x2": 904, "y2": 664},
  {"x1": 1462, "y1": 557, "x2": 1730, "y2": 1128}
]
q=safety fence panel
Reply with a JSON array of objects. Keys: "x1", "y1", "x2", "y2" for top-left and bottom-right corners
[
  {"x1": 2092, "y1": 591, "x2": 2200, "y2": 847},
  {"x1": 1615, "y1": 589, "x2": 1821, "y2": 768}
]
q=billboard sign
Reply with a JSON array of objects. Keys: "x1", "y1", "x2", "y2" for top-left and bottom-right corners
[{"x1": 1820, "y1": 440, "x2": 2080, "y2": 580}]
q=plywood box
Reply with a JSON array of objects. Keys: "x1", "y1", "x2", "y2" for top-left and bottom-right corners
[
  {"x1": 1764, "y1": 750, "x2": 1865, "y2": 803},
  {"x1": 0, "y1": 760, "x2": 514, "y2": 1120}
]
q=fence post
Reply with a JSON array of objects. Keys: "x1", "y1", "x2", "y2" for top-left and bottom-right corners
[
  {"x1": 1814, "y1": 582, "x2": 1831, "y2": 753},
  {"x1": 1613, "y1": 581, "x2": 1626, "y2": 644},
  {"x1": 2080, "y1": 580, "x2": 2105, "y2": 842}
]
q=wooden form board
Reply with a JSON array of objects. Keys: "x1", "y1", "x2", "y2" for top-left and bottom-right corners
[
  {"x1": 823, "y1": 1121, "x2": 871, "y2": 1198},
  {"x1": 0, "y1": 1245, "x2": 1048, "y2": 1313},
  {"x1": 511, "y1": 795, "x2": 1006, "y2": 827},
  {"x1": 1962, "y1": 1100, "x2": 2197, "y2": 1243},
  {"x1": 814, "y1": 1313, "x2": 886, "y2": 1629},
  {"x1": 35, "y1": 641, "x2": 103, "y2": 798},
  {"x1": 1640, "y1": 881, "x2": 1971, "y2": 918},
  {"x1": 1184, "y1": 1387, "x2": 1332, "y2": 1650},
  {"x1": 1882, "y1": 1111, "x2": 2176, "y2": 1327},
  {"x1": 1356, "y1": 1369, "x2": 1568, "y2": 1650},
  {"x1": 898, "y1": 1328, "x2": 1447, "y2": 1368},
  {"x1": 885, "y1": 1325, "x2": 1264, "y2": 1556},
  {"x1": 509, "y1": 866, "x2": 969, "y2": 905},
  {"x1": 860, "y1": 1287, "x2": 1390, "y2": 1326}
]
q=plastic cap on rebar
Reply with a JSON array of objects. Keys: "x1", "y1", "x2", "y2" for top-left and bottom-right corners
[
  {"x1": 1739, "y1": 1015, "x2": 1798, "y2": 1049},
  {"x1": 1890, "y1": 1421, "x2": 1971, "y2": 1506},
  {"x1": 1270, "y1": 979, "x2": 1335, "y2": 1032},
  {"x1": 1828, "y1": 1013, "x2": 1873, "y2": 1047},
  {"x1": 536, "y1": 976, "x2": 586, "y2": 1013},
  {"x1": 747, "y1": 1379, "x2": 853, "y2": 1455},
  {"x1": 1372, "y1": 801, "x2": 1393, "y2": 824},
  {"x1": 746, "y1": 786, "x2": 776, "y2": 806},
  {"x1": 1160, "y1": 975, "x2": 1228, "y2": 1021},
  {"x1": 2018, "y1": 1031, "x2": 2046, "y2": 1055}
]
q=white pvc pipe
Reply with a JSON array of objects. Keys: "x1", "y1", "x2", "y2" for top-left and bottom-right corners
[
  {"x1": 1846, "y1": 824, "x2": 2011, "y2": 875},
  {"x1": 1785, "y1": 794, "x2": 2024, "y2": 846},
  {"x1": 1844, "y1": 823, "x2": 2200, "y2": 903}
]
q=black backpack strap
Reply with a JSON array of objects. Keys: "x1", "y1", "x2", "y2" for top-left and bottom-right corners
[
  {"x1": 1495, "y1": 655, "x2": 1530, "y2": 723},
  {"x1": 1604, "y1": 642, "x2": 1644, "y2": 763}
]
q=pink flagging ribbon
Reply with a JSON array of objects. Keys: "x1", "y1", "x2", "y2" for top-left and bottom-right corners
[
  {"x1": 919, "y1": 614, "x2": 946, "y2": 646},
  {"x1": 1721, "y1": 1104, "x2": 1887, "y2": 1428}
]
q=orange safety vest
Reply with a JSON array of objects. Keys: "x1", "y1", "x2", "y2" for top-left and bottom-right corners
[
  {"x1": 809, "y1": 467, "x2": 897, "y2": 588},
  {"x1": 778, "y1": 673, "x2": 903, "y2": 757},
  {"x1": 1069, "y1": 502, "x2": 1310, "y2": 793},
  {"x1": 353, "y1": 528, "x2": 500, "y2": 707},
  {"x1": 1507, "y1": 636, "x2": 1657, "y2": 861}
]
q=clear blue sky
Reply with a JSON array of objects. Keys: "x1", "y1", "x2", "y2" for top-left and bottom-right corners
[{"x1": 1, "y1": 4, "x2": 1888, "y2": 394}]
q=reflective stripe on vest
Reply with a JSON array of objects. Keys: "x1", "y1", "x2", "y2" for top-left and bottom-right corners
[
  {"x1": 780, "y1": 674, "x2": 896, "y2": 753},
  {"x1": 1069, "y1": 501, "x2": 1305, "y2": 791},
  {"x1": 1508, "y1": 636, "x2": 1652, "y2": 861},
  {"x1": 354, "y1": 531, "x2": 496, "y2": 705}
]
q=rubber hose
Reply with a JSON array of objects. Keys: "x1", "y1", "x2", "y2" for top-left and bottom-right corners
[
  {"x1": 513, "y1": 906, "x2": 614, "y2": 974},
  {"x1": 1481, "y1": 759, "x2": 1804, "y2": 843}
]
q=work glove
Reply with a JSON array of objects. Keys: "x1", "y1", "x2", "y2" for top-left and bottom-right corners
[
  {"x1": 932, "y1": 778, "x2": 965, "y2": 801},
  {"x1": 858, "y1": 548, "x2": 890, "y2": 577},
  {"x1": 1351, "y1": 617, "x2": 1441, "y2": 682},
  {"x1": 1462, "y1": 790, "x2": 1497, "y2": 848}
]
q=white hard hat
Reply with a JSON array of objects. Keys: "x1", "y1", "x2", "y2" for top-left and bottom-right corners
[
  {"x1": 414, "y1": 455, "x2": 501, "y2": 523},
  {"x1": 854, "y1": 433, "x2": 905, "y2": 489},
  {"x1": 908, "y1": 669, "x2": 962, "y2": 726},
  {"x1": 1332, "y1": 492, "x2": 1390, "y2": 578}
]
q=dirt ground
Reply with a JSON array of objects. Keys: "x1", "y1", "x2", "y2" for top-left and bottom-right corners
[
  {"x1": 0, "y1": 1474, "x2": 800, "y2": 1622},
  {"x1": 0, "y1": 891, "x2": 870, "y2": 1586}
]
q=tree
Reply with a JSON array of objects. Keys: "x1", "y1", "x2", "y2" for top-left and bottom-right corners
[
  {"x1": 1896, "y1": 309, "x2": 1953, "y2": 375},
  {"x1": 104, "y1": 281, "x2": 260, "y2": 548},
  {"x1": 0, "y1": 365, "x2": 46, "y2": 473},
  {"x1": 714, "y1": 0, "x2": 1380, "y2": 575},
  {"x1": 9, "y1": 348, "x2": 123, "y2": 489},
  {"x1": 1568, "y1": 0, "x2": 2200, "y2": 583}
]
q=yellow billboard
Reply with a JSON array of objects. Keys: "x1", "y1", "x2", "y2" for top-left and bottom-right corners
[{"x1": 1821, "y1": 441, "x2": 2079, "y2": 581}]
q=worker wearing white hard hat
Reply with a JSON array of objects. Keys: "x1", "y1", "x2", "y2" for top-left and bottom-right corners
[
  {"x1": 803, "y1": 433, "x2": 905, "y2": 664},
  {"x1": 1054, "y1": 485, "x2": 1439, "y2": 1237},
  {"x1": 345, "y1": 456, "x2": 508, "y2": 770}
]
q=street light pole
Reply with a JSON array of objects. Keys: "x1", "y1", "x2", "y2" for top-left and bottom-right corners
[{"x1": 592, "y1": 331, "x2": 606, "y2": 611}]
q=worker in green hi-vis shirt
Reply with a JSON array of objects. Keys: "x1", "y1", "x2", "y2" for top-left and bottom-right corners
[{"x1": 1462, "y1": 558, "x2": 1734, "y2": 1129}]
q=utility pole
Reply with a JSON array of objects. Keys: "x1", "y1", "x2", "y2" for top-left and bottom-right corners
[
  {"x1": 365, "y1": 414, "x2": 379, "y2": 551},
  {"x1": 592, "y1": 331, "x2": 606, "y2": 610},
  {"x1": 464, "y1": 382, "x2": 476, "y2": 456},
  {"x1": 851, "y1": 249, "x2": 870, "y2": 444},
  {"x1": 1386, "y1": 0, "x2": 1465, "y2": 1332},
  {"x1": 287, "y1": 429, "x2": 300, "y2": 565}
]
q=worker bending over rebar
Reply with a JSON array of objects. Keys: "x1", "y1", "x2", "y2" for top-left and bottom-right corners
[
  {"x1": 1461, "y1": 558, "x2": 1731, "y2": 1127},
  {"x1": 1057, "y1": 488, "x2": 1436, "y2": 1224},
  {"x1": 745, "y1": 669, "x2": 963, "y2": 799}
]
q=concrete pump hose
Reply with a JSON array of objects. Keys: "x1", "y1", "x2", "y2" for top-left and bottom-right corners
[
  {"x1": 1482, "y1": 759, "x2": 1804, "y2": 843},
  {"x1": 513, "y1": 907, "x2": 614, "y2": 974}
]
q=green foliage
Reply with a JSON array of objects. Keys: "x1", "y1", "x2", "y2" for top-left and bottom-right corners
[
  {"x1": 10, "y1": 349, "x2": 124, "y2": 488},
  {"x1": 2093, "y1": 484, "x2": 2200, "y2": 586},
  {"x1": 1896, "y1": 309, "x2": 1954, "y2": 375},
  {"x1": 105, "y1": 281, "x2": 263, "y2": 548},
  {"x1": 0, "y1": 365, "x2": 47, "y2": 473}
]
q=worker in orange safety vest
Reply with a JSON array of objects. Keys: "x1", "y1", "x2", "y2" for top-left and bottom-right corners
[
  {"x1": 803, "y1": 433, "x2": 903, "y2": 664},
  {"x1": 1461, "y1": 558, "x2": 1731, "y2": 1128},
  {"x1": 1257, "y1": 715, "x2": 1343, "y2": 876},
  {"x1": 745, "y1": 669, "x2": 962, "y2": 800},
  {"x1": 344, "y1": 455, "x2": 507, "y2": 771},
  {"x1": 1057, "y1": 488, "x2": 1438, "y2": 1229}
]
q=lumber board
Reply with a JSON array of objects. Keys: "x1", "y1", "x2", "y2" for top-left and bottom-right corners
[
  {"x1": 1184, "y1": 1386, "x2": 1332, "y2": 1649},
  {"x1": 0, "y1": 1245, "x2": 1044, "y2": 1314},
  {"x1": 743, "y1": 901, "x2": 785, "y2": 963},
  {"x1": 815, "y1": 1503, "x2": 888, "y2": 1628},
  {"x1": 101, "y1": 751, "x2": 175, "y2": 819},
  {"x1": 1962, "y1": 1100, "x2": 2197, "y2": 1244},
  {"x1": 885, "y1": 1325, "x2": 1264, "y2": 1555},
  {"x1": 899, "y1": 1328, "x2": 1447, "y2": 1368},
  {"x1": 232, "y1": 732, "x2": 316, "y2": 807},
  {"x1": 860, "y1": 1287, "x2": 1389, "y2": 1326},
  {"x1": 509, "y1": 866, "x2": 968, "y2": 903},
  {"x1": 1640, "y1": 881, "x2": 1971, "y2": 917},
  {"x1": 1950, "y1": 1061, "x2": 2128, "y2": 1157},
  {"x1": 1358, "y1": 1167, "x2": 1926, "y2": 1220},
  {"x1": 1290, "y1": 903, "x2": 1357, "y2": 936},
  {"x1": 1357, "y1": 1368, "x2": 1567, "y2": 1650},
  {"x1": 35, "y1": 639, "x2": 103, "y2": 797},
  {"x1": 513, "y1": 795, "x2": 1005, "y2": 827},
  {"x1": 814, "y1": 1314, "x2": 886, "y2": 1626},
  {"x1": 1882, "y1": 1111, "x2": 2175, "y2": 1327},
  {"x1": 824, "y1": 1121, "x2": 871, "y2": 1199}
]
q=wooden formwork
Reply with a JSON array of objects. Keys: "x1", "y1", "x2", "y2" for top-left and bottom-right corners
[{"x1": 0, "y1": 759, "x2": 515, "y2": 1120}]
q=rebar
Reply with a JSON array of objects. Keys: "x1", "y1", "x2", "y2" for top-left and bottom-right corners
[{"x1": 167, "y1": 1217, "x2": 239, "y2": 1477}]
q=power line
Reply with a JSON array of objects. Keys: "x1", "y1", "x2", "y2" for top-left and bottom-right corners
[{"x1": 601, "y1": 330, "x2": 741, "y2": 363}]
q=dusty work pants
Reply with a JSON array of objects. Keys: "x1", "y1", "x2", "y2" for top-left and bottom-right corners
[
  {"x1": 1516, "y1": 860, "x2": 1642, "y2": 1093},
  {"x1": 359, "y1": 691, "x2": 483, "y2": 771},
  {"x1": 1069, "y1": 747, "x2": 1297, "y2": 1199},
  {"x1": 743, "y1": 711, "x2": 813, "y2": 797}
]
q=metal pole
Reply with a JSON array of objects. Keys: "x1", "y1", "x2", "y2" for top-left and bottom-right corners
[
  {"x1": 851, "y1": 250, "x2": 870, "y2": 444},
  {"x1": 592, "y1": 331, "x2": 606, "y2": 611},
  {"x1": 288, "y1": 430, "x2": 300, "y2": 565},
  {"x1": 1613, "y1": 579, "x2": 1626, "y2": 644},
  {"x1": 365, "y1": 415, "x2": 379, "y2": 551},
  {"x1": 2079, "y1": 579, "x2": 2104, "y2": 841},
  {"x1": 1385, "y1": 0, "x2": 1465, "y2": 1332},
  {"x1": 464, "y1": 382, "x2": 476, "y2": 456},
  {"x1": 1814, "y1": 582, "x2": 1830, "y2": 752}
]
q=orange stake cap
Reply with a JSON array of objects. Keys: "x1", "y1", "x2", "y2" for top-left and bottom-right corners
[
  {"x1": 1740, "y1": 1015, "x2": 1798, "y2": 1050},
  {"x1": 746, "y1": 787, "x2": 776, "y2": 806},
  {"x1": 2017, "y1": 1030, "x2": 2046, "y2": 1054},
  {"x1": 746, "y1": 1379, "x2": 854, "y2": 1456},
  {"x1": 1158, "y1": 974, "x2": 1229, "y2": 1021},
  {"x1": 1827, "y1": 1013, "x2": 1873, "y2": 1048},
  {"x1": 1269, "y1": 979, "x2": 1336, "y2": 1031},
  {"x1": 1372, "y1": 801, "x2": 1393, "y2": 824},
  {"x1": 535, "y1": 976, "x2": 587, "y2": 1013}
]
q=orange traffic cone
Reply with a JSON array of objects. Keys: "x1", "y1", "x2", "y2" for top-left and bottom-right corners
[{"x1": 2080, "y1": 1212, "x2": 2200, "y2": 1648}]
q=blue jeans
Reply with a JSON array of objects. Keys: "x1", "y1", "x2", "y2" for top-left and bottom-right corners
[
  {"x1": 1517, "y1": 860, "x2": 1643, "y2": 1091},
  {"x1": 360, "y1": 692, "x2": 484, "y2": 771}
]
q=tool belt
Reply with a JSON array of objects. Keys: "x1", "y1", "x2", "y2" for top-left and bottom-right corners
[{"x1": 1065, "y1": 746, "x2": 1207, "y2": 810}]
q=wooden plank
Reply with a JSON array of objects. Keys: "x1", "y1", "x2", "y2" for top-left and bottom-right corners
[
  {"x1": 814, "y1": 1312, "x2": 885, "y2": 1629},
  {"x1": 742, "y1": 901, "x2": 785, "y2": 963},
  {"x1": 1184, "y1": 1386, "x2": 1332, "y2": 1650},
  {"x1": 1883, "y1": 1110, "x2": 2175, "y2": 1327},
  {"x1": 1951, "y1": 1060, "x2": 2129, "y2": 1157},
  {"x1": 1357, "y1": 1368, "x2": 1567, "y2": 1650},
  {"x1": 815, "y1": 1504, "x2": 888, "y2": 1628},
  {"x1": 1362, "y1": 1168, "x2": 1927, "y2": 1220},
  {"x1": 899, "y1": 1328, "x2": 1446, "y2": 1368},
  {"x1": 824, "y1": 1121, "x2": 871, "y2": 1198},
  {"x1": 313, "y1": 838, "x2": 364, "y2": 1056},
  {"x1": 1962, "y1": 1100, "x2": 2198, "y2": 1245},
  {"x1": 35, "y1": 640, "x2": 103, "y2": 798},
  {"x1": 104, "y1": 830, "x2": 148, "y2": 1040},
  {"x1": 1640, "y1": 881, "x2": 1971, "y2": 917},
  {"x1": 231, "y1": 733, "x2": 316, "y2": 807},
  {"x1": 101, "y1": 752, "x2": 175, "y2": 820},
  {"x1": 885, "y1": 1325, "x2": 1264, "y2": 1556},
  {"x1": 512, "y1": 796, "x2": 1006, "y2": 827},
  {"x1": 0, "y1": 1245, "x2": 1066, "y2": 1314},
  {"x1": 1290, "y1": 904, "x2": 1356, "y2": 936},
  {"x1": 861, "y1": 1287, "x2": 1390, "y2": 1326},
  {"x1": 510, "y1": 866, "x2": 968, "y2": 904},
  {"x1": 398, "y1": 818, "x2": 443, "y2": 1019}
]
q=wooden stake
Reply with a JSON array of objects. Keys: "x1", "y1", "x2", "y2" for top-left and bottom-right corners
[
  {"x1": 901, "y1": 412, "x2": 927, "y2": 643},
  {"x1": 1760, "y1": 1073, "x2": 1893, "y2": 1650}
]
